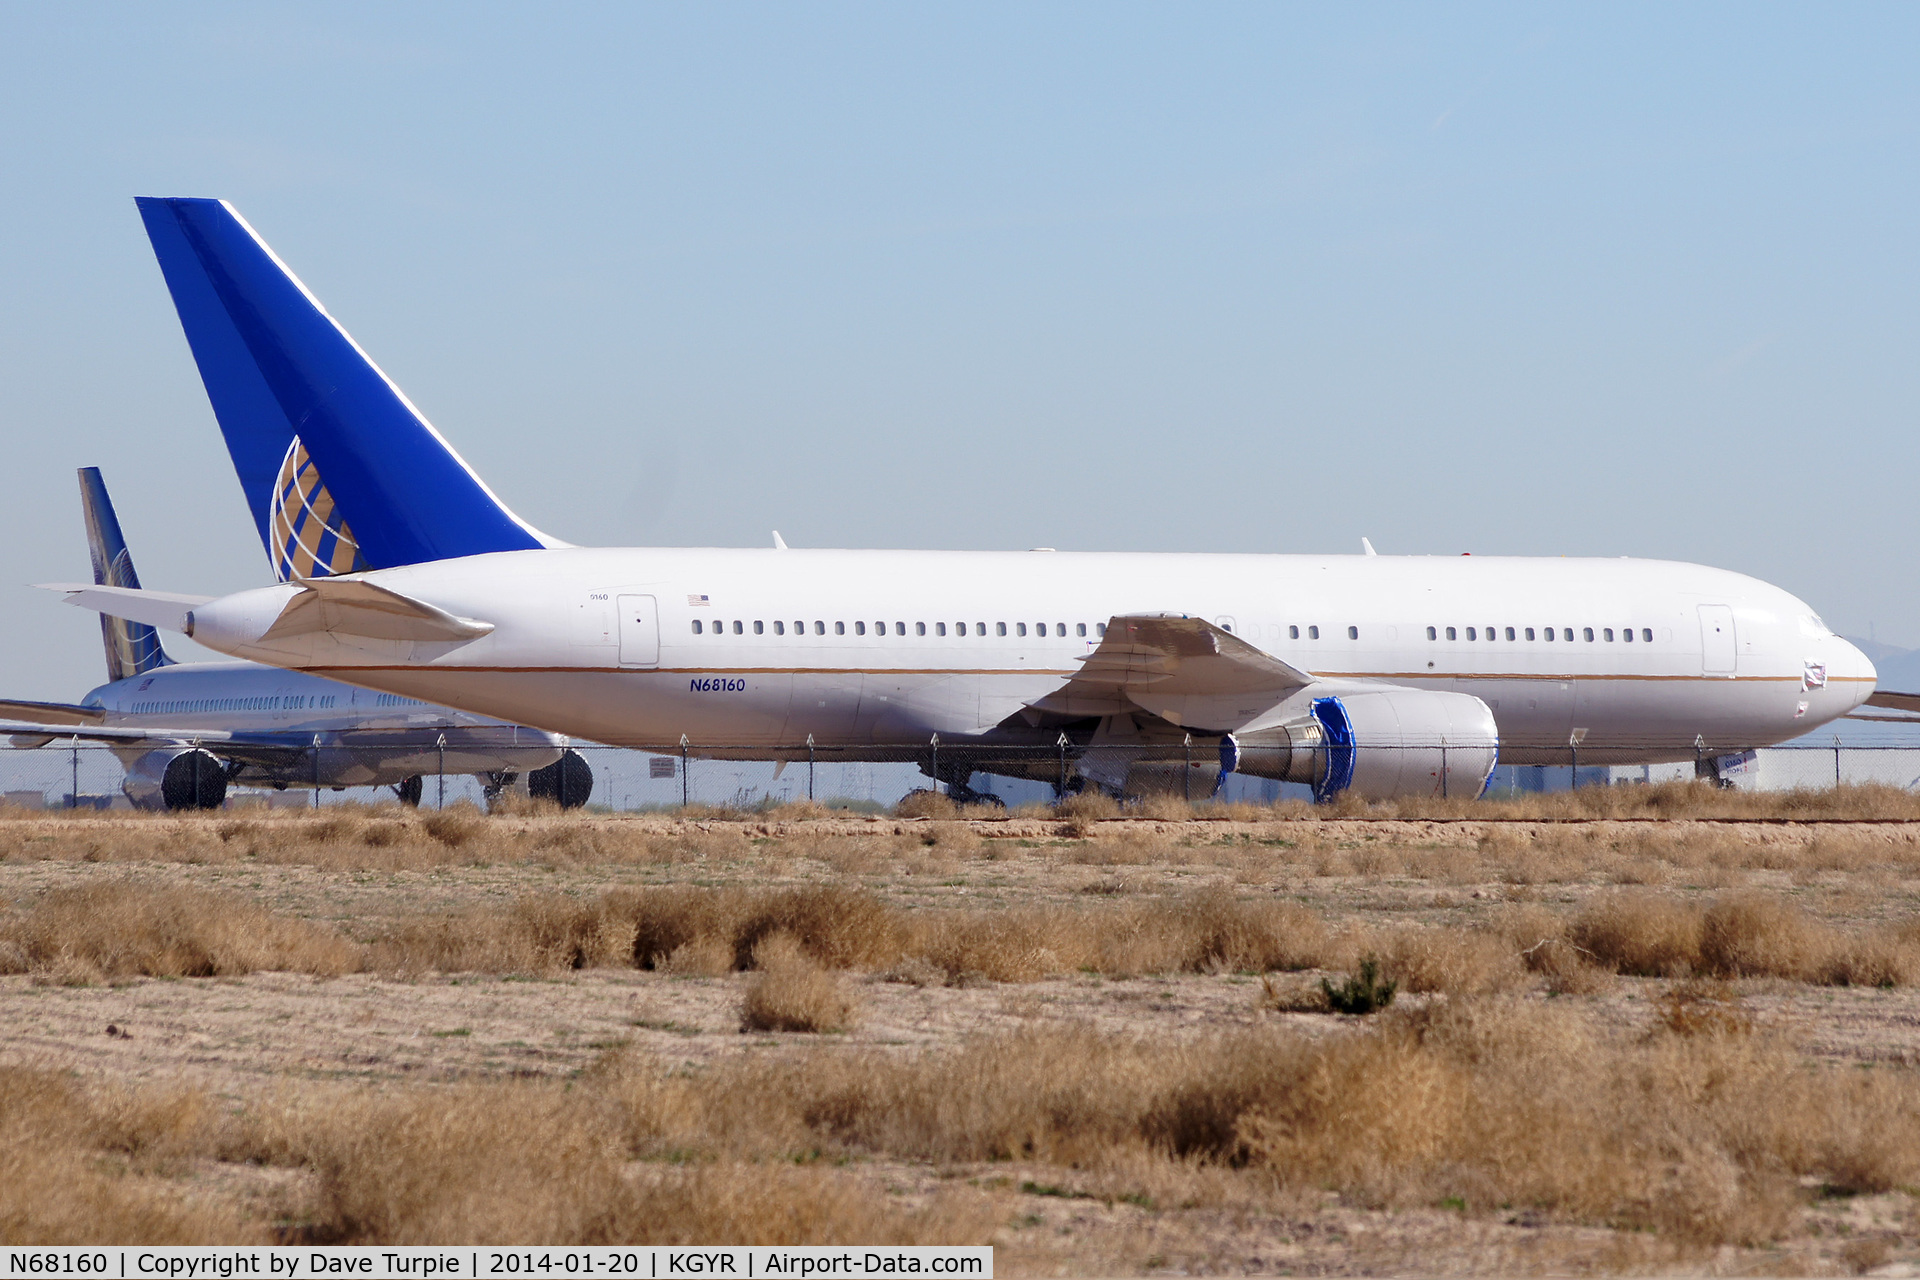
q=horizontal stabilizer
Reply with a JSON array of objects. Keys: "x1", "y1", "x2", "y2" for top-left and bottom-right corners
[
  {"x1": 262, "y1": 577, "x2": 494, "y2": 643},
  {"x1": 38, "y1": 583, "x2": 211, "y2": 634},
  {"x1": 1030, "y1": 613, "x2": 1314, "y2": 730}
]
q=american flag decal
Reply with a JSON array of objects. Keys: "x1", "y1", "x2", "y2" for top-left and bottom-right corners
[{"x1": 687, "y1": 594, "x2": 710, "y2": 606}]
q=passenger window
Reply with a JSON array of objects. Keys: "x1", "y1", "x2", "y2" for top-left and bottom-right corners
[
  {"x1": 1582, "y1": 627, "x2": 1593, "y2": 642},
  {"x1": 1642, "y1": 628, "x2": 1653, "y2": 643},
  {"x1": 1056, "y1": 623, "x2": 1066, "y2": 637},
  {"x1": 1543, "y1": 627, "x2": 1553, "y2": 641},
  {"x1": 732, "y1": 620, "x2": 743, "y2": 635},
  {"x1": 1427, "y1": 626, "x2": 1437, "y2": 640},
  {"x1": 1348, "y1": 626, "x2": 1358, "y2": 639},
  {"x1": 1486, "y1": 626, "x2": 1496, "y2": 640},
  {"x1": 1465, "y1": 627, "x2": 1476, "y2": 641},
  {"x1": 814, "y1": 621, "x2": 825, "y2": 635},
  {"x1": 691, "y1": 620, "x2": 702, "y2": 635},
  {"x1": 1075, "y1": 623, "x2": 1086, "y2": 637},
  {"x1": 916, "y1": 622, "x2": 926, "y2": 636},
  {"x1": 1289, "y1": 625, "x2": 1300, "y2": 639},
  {"x1": 1016, "y1": 623, "x2": 1027, "y2": 636},
  {"x1": 976, "y1": 622, "x2": 986, "y2": 636},
  {"x1": 1622, "y1": 626, "x2": 1632, "y2": 642},
  {"x1": 794, "y1": 620, "x2": 804, "y2": 634},
  {"x1": 754, "y1": 620, "x2": 764, "y2": 635},
  {"x1": 1097, "y1": 623, "x2": 1107, "y2": 637},
  {"x1": 1446, "y1": 627, "x2": 1457, "y2": 640},
  {"x1": 1505, "y1": 627, "x2": 1515, "y2": 640},
  {"x1": 1308, "y1": 625, "x2": 1320, "y2": 640},
  {"x1": 896, "y1": 622, "x2": 905, "y2": 635},
  {"x1": 996, "y1": 622, "x2": 1007, "y2": 636},
  {"x1": 936, "y1": 623, "x2": 947, "y2": 636},
  {"x1": 774, "y1": 620, "x2": 784, "y2": 635},
  {"x1": 835, "y1": 622, "x2": 846, "y2": 635},
  {"x1": 1603, "y1": 628, "x2": 1614, "y2": 641},
  {"x1": 855, "y1": 622, "x2": 865, "y2": 635}
]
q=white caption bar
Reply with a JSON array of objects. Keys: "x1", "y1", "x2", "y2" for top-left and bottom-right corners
[{"x1": 0, "y1": 1250, "x2": 991, "y2": 1280}]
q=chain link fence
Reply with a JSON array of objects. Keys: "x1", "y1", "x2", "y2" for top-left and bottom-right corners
[{"x1": 6, "y1": 734, "x2": 1920, "y2": 811}]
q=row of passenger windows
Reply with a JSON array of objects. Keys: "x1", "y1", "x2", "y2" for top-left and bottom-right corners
[
  {"x1": 1428, "y1": 625, "x2": 1655, "y2": 644},
  {"x1": 692, "y1": 619, "x2": 1109, "y2": 638},
  {"x1": 137, "y1": 694, "x2": 340, "y2": 715}
]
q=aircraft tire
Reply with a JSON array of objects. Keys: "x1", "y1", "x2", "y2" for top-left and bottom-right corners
[
  {"x1": 396, "y1": 775, "x2": 424, "y2": 807},
  {"x1": 528, "y1": 750, "x2": 593, "y2": 809}
]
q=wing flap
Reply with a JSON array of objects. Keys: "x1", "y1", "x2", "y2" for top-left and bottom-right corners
[{"x1": 1028, "y1": 614, "x2": 1315, "y2": 730}]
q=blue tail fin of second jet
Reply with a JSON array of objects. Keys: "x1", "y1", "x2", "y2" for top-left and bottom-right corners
[
  {"x1": 135, "y1": 197, "x2": 555, "y2": 578},
  {"x1": 79, "y1": 468, "x2": 173, "y2": 683}
]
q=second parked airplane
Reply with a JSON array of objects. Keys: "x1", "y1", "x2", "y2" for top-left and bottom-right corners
[{"x1": 6, "y1": 469, "x2": 591, "y2": 809}]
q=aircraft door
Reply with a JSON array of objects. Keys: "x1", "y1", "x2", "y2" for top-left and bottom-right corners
[
  {"x1": 618, "y1": 595, "x2": 660, "y2": 667},
  {"x1": 1699, "y1": 605, "x2": 1736, "y2": 675}
]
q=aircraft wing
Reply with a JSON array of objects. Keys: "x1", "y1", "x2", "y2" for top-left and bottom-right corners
[
  {"x1": 1865, "y1": 690, "x2": 1920, "y2": 716},
  {"x1": 0, "y1": 698, "x2": 108, "y2": 728},
  {"x1": 3, "y1": 721, "x2": 234, "y2": 749},
  {"x1": 0, "y1": 722, "x2": 322, "y2": 774},
  {"x1": 1027, "y1": 613, "x2": 1316, "y2": 730}
]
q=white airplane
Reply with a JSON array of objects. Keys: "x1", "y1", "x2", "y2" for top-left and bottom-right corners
[
  {"x1": 43, "y1": 198, "x2": 1893, "y2": 802},
  {"x1": 4, "y1": 467, "x2": 591, "y2": 810}
]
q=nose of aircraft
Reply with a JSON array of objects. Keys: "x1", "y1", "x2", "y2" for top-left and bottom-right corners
[{"x1": 1825, "y1": 634, "x2": 1877, "y2": 712}]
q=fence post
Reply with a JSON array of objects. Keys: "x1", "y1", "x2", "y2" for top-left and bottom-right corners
[
  {"x1": 69, "y1": 740, "x2": 78, "y2": 810},
  {"x1": 436, "y1": 732, "x2": 447, "y2": 809},
  {"x1": 1441, "y1": 736, "x2": 1448, "y2": 800},
  {"x1": 1057, "y1": 732, "x2": 1069, "y2": 797},
  {"x1": 929, "y1": 734, "x2": 939, "y2": 795},
  {"x1": 679, "y1": 734, "x2": 690, "y2": 809},
  {"x1": 806, "y1": 734, "x2": 815, "y2": 802},
  {"x1": 1835, "y1": 734, "x2": 1843, "y2": 789},
  {"x1": 1183, "y1": 732, "x2": 1192, "y2": 803},
  {"x1": 312, "y1": 734, "x2": 322, "y2": 809}
]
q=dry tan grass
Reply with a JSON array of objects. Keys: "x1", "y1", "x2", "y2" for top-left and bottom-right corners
[
  {"x1": 594, "y1": 1002, "x2": 1920, "y2": 1247},
  {"x1": 8, "y1": 875, "x2": 1916, "y2": 998},
  {"x1": 0, "y1": 885, "x2": 360, "y2": 983},
  {"x1": 6, "y1": 992, "x2": 1920, "y2": 1251},
  {"x1": 739, "y1": 934, "x2": 858, "y2": 1032},
  {"x1": 1569, "y1": 891, "x2": 1920, "y2": 985},
  {"x1": 0, "y1": 1067, "x2": 261, "y2": 1243}
]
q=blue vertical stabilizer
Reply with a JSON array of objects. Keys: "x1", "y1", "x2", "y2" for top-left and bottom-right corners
[
  {"x1": 78, "y1": 468, "x2": 173, "y2": 682},
  {"x1": 135, "y1": 197, "x2": 552, "y2": 574}
]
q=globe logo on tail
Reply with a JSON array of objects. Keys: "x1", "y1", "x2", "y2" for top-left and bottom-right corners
[{"x1": 270, "y1": 438, "x2": 368, "y2": 581}]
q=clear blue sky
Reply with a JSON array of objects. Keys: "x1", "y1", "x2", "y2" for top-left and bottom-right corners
[{"x1": 2, "y1": 3, "x2": 1917, "y2": 698}]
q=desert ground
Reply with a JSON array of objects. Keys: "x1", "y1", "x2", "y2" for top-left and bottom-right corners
[{"x1": 5, "y1": 783, "x2": 1920, "y2": 1275}]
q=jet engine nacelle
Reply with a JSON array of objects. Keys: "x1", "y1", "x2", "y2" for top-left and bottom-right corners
[
  {"x1": 527, "y1": 748, "x2": 594, "y2": 808},
  {"x1": 1232, "y1": 688, "x2": 1499, "y2": 801},
  {"x1": 123, "y1": 747, "x2": 229, "y2": 811}
]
